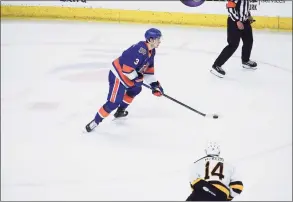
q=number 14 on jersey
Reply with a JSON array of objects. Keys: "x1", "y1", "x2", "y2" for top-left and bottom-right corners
[{"x1": 204, "y1": 161, "x2": 225, "y2": 180}]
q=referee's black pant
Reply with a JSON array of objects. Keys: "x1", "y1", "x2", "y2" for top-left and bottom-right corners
[{"x1": 213, "y1": 17, "x2": 253, "y2": 67}]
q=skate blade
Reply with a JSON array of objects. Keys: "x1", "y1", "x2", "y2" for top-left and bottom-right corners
[
  {"x1": 82, "y1": 125, "x2": 96, "y2": 133},
  {"x1": 210, "y1": 69, "x2": 224, "y2": 78},
  {"x1": 82, "y1": 128, "x2": 92, "y2": 134},
  {"x1": 242, "y1": 64, "x2": 257, "y2": 70}
]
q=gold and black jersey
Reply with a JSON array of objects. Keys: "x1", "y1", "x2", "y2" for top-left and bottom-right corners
[{"x1": 190, "y1": 178, "x2": 244, "y2": 201}]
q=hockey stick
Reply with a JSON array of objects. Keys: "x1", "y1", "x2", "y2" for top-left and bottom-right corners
[{"x1": 142, "y1": 83, "x2": 219, "y2": 119}]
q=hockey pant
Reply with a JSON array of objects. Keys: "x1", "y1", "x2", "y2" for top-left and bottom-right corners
[
  {"x1": 186, "y1": 179, "x2": 228, "y2": 201},
  {"x1": 94, "y1": 71, "x2": 142, "y2": 123}
]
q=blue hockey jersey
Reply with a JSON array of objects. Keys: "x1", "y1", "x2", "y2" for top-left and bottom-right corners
[{"x1": 111, "y1": 41, "x2": 157, "y2": 88}]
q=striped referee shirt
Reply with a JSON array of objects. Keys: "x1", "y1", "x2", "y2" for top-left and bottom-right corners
[{"x1": 226, "y1": 0, "x2": 251, "y2": 22}]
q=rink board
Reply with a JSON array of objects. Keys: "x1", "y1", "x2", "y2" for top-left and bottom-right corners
[{"x1": 1, "y1": 5, "x2": 292, "y2": 30}]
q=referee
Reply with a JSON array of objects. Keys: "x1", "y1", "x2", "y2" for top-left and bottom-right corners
[{"x1": 211, "y1": 0, "x2": 257, "y2": 78}]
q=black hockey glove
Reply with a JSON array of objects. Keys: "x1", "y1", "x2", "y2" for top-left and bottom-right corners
[{"x1": 150, "y1": 81, "x2": 164, "y2": 97}]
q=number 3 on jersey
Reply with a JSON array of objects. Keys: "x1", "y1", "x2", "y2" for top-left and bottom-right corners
[
  {"x1": 134, "y1": 58, "x2": 139, "y2": 65},
  {"x1": 204, "y1": 161, "x2": 225, "y2": 180}
]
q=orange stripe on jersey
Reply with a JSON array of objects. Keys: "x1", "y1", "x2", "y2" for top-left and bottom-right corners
[
  {"x1": 122, "y1": 64, "x2": 134, "y2": 73},
  {"x1": 113, "y1": 59, "x2": 135, "y2": 87},
  {"x1": 98, "y1": 107, "x2": 109, "y2": 118},
  {"x1": 110, "y1": 78, "x2": 120, "y2": 102},
  {"x1": 123, "y1": 93, "x2": 134, "y2": 104},
  {"x1": 226, "y1": 1, "x2": 236, "y2": 8},
  {"x1": 144, "y1": 66, "x2": 154, "y2": 74}
]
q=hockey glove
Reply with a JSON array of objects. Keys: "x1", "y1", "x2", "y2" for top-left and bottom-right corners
[
  {"x1": 150, "y1": 81, "x2": 164, "y2": 97},
  {"x1": 133, "y1": 72, "x2": 144, "y2": 87}
]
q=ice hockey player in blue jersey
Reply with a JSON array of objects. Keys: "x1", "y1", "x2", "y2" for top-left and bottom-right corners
[{"x1": 85, "y1": 28, "x2": 164, "y2": 132}]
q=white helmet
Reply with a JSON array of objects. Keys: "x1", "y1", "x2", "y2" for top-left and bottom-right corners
[{"x1": 205, "y1": 141, "x2": 220, "y2": 156}]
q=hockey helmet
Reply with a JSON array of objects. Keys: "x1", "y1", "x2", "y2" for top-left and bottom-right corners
[
  {"x1": 205, "y1": 141, "x2": 220, "y2": 156},
  {"x1": 145, "y1": 28, "x2": 162, "y2": 41}
]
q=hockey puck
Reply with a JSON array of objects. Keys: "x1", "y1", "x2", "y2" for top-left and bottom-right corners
[{"x1": 213, "y1": 115, "x2": 219, "y2": 119}]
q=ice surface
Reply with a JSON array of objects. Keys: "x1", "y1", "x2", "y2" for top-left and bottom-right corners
[{"x1": 1, "y1": 19, "x2": 292, "y2": 201}]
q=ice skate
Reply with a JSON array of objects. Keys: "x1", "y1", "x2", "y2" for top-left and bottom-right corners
[
  {"x1": 210, "y1": 65, "x2": 226, "y2": 78},
  {"x1": 85, "y1": 120, "x2": 99, "y2": 132},
  {"x1": 113, "y1": 107, "x2": 129, "y2": 118},
  {"x1": 242, "y1": 60, "x2": 257, "y2": 70}
]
